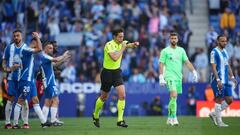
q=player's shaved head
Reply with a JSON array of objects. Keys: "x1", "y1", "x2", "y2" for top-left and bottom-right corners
[
  {"x1": 217, "y1": 35, "x2": 228, "y2": 41},
  {"x1": 217, "y1": 35, "x2": 228, "y2": 49}
]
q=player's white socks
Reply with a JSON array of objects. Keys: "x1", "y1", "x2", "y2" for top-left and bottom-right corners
[
  {"x1": 51, "y1": 107, "x2": 58, "y2": 122},
  {"x1": 221, "y1": 100, "x2": 228, "y2": 111},
  {"x1": 13, "y1": 103, "x2": 22, "y2": 125},
  {"x1": 21, "y1": 100, "x2": 29, "y2": 124},
  {"x1": 214, "y1": 103, "x2": 222, "y2": 122},
  {"x1": 5, "y1": 100, "x2": 13, "y2": 124},
  {"x1": 33, "y1": 104, "x2": 46, "y2": 123},
  {"x1": 42, "y1": 106, "x2": 49, "y2": 120}
]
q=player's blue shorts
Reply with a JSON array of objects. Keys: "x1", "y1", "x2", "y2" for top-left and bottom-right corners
[
  {"x1": 7, "y1": 80, "x2": 18, "y2": 97},
  {"x1": 30, "y1": 80, "x2": 37, "y2": 98},
  {"x1": 211, "y1": 80, "x2": 232, "y2": 98},
  {"x1": 44, "y1": 85, "x2": 59, "y2": 99},
  {"x1": 18, "y1": 80, "x2": 31, "y2": 100}
]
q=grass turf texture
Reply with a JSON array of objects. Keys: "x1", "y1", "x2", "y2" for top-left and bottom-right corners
[{"x1": 0, "y1": 116, "x2": 239, "y2": 135}]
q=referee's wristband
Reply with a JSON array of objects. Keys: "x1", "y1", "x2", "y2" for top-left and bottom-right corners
[{"x1": 216, "y1": 78, "x2": 220, "y2": 82}]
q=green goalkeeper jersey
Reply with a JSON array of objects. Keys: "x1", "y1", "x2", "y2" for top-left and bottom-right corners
[{"x1": 159, "y1": 46, "x2": 188, "y2": 81}]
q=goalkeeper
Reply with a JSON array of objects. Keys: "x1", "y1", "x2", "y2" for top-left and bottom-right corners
[{"x1": 159, "y1": 32, "x2": 198, "y2": 126}]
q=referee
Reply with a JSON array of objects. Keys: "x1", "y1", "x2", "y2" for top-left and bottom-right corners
[{"x1": 92, "y1": 28, "x2": 139, "y2": 128}]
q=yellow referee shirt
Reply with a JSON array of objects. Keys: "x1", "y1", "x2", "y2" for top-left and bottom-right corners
[{"x1": 103, "y1": 40, "x2": 125, "y2": 70}]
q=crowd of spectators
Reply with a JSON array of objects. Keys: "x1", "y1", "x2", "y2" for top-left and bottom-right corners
[
  {"x1": 205, "y1": 0, "x2": 240, "y2": 82},
  {"x1": 0, "y1": 0, "x2": 190, "y2": 83},
  {"x1": 0, "y1": 0, "x2": 239, "y2": 83}
]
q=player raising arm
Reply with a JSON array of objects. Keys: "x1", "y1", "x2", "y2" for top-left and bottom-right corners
[{"x1": 41, "y1": 42, "x2": 71, "y2": 126}]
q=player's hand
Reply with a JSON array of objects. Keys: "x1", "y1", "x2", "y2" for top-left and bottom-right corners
[
  {"x1": 230, "y1": 76, "x2": 238, "y2": 86},
  {"x1": 159, "y1": 74, "x2": 166, "y2": 86},
  {"x1": 32, "y1": 32, "x2": 40, "y2": 39},
  {"x1": 11, "y1": 64, "x2": 20, "y2": 71},
  {"x1": 63, "y1": 50, "x2": 71, "y2": 61},
  {"x1": 217, "y1": 80, "x2": 222, "y2": 93},
  {"x1": 230, "y1": 76, "x2": 238, "y2": 89},
  {"x1": 63, "y1": 50, "x2": 70, "y2": 57},
  {"x1": 192, "y1": 70, "x2": 198, "y2": 82}
]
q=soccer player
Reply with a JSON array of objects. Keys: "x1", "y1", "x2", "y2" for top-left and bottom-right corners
[
  {"x1": 209, "y1": 35, "x2": 237, "y2": 127},
  {"x1": 13, "y1": 32, "x2": 51, "y2": 128},
  {"x1": 40, "y1": 42, "x2": 71, "y2": 126},
  {"x1": 92, "y1": 27, "x2": 139, "y2": 128},
  {"x1": 2, "y1": 29, "x2": 29, "y2": 129},
  {"x1": 159, "y1": 32, "x2": 198, "y2": 126}
]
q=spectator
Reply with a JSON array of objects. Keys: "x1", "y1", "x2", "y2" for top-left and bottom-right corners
[
  {"x1": 204, "y1": 85, "x2": 214, "y2": 102},
  {"x1": 194, "y1": 48, "x2": 208, "y2": 82},
  {"x1": 205, "y1": 26, "x2": 218, "y2": 58},
  {"x1": 220, "y1": 8, "x2": 236, "y2": 37},
  {"x1": 129, "y1": 68, "x2": 146, "y2": 83},
  {"x1": 187, "y1": 86, "x2": 198, "y2": 115},
  {"x1": 149, "y1": 96, "x2": 163, "y2": 116},
  {"x1": 61, "y1": 62, "x2": 77, "y2": 83}
]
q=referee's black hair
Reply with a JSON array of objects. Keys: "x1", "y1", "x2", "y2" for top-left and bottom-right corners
[
  {"x1": 13, "y1": 29, "x2": 22, "y2": 34},
  {"x1": 112, "y1": 28, "x2": 124, "y2": 36}
]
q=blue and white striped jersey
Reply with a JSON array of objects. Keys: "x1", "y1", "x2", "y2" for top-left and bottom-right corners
[
  {"x1": 19, "y1": 46, "x2": 35, "y2": 82},
  {"x1": 210, "y1": 47, "x2": 229, "y2": 84},
  {"x1": 2, "y1": 43, "x2": 26, "y2": 80},
  {"x1": 40, "y1": 52, "x2": 56, "y2": 88}
]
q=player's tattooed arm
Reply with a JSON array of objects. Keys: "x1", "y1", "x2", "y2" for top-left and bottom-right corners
[
  {"x1": 32, "y1": 32, "x2": 42, "y2": 52},
  {"x1": 212, "y1": 63, "x2": 222, "y2": 90},
  {"x1": 52, "y1": 50, "x2": 71, "y2": 63},
  {"x1": 2, "y1": 59, "x2": 19, "y2": 73},
  {"x1": 228, "y1": 64, "x2": 237, "y2": 85},
  {"x1": 211, "y1": 63, "x2": 220, "y2": 81}
]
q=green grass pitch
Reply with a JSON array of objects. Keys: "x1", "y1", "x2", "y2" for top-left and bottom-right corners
[{"x1": 0, "y1": 116, "x2": 239, "y2": 135}]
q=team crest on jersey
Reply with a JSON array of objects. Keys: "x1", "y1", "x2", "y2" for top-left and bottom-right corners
[{"x1": 168, "y1": 53, "x2": 174, "y2": 60}]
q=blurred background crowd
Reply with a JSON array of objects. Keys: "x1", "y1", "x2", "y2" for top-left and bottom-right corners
[{"x1": 0, "y1": 0, "x2": 240, "y2": 84}]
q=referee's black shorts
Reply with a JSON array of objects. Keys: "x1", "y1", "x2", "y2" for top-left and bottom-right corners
[{"x1": 100, "y1": 68, "x2": 124, "y2": 92}]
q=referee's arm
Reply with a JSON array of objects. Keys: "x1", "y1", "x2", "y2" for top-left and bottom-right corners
[{"x1": 108, "y1": 43, "x2": 127, "y2": 61}]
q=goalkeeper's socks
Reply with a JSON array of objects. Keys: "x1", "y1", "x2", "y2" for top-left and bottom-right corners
[
  {"x1": 169, "y1": 97, "x2": 177, "y2": 118},
  {"x1": 93, "y1": 97, "x2": 104, "y2": 119}
]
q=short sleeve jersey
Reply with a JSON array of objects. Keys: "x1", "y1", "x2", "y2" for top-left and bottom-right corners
[
  {"x1": 210, "y1": 47, "x2": 229, "y2": 84},
  {"x1": 40, "y1": 52, "x2": 56, "y2": 87},
  {"x1": 2, "y1": 43, "x2": 26, "y2": 80},
  {"x1": 159, "y1": 46, "x2": 188, "y2": 81},
  {"x1": 19, "y1": 46, "x2": 35, "y2": 81},
  {"x1": 103, "y1": 40, "x2": 125, "y2": 70}
]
